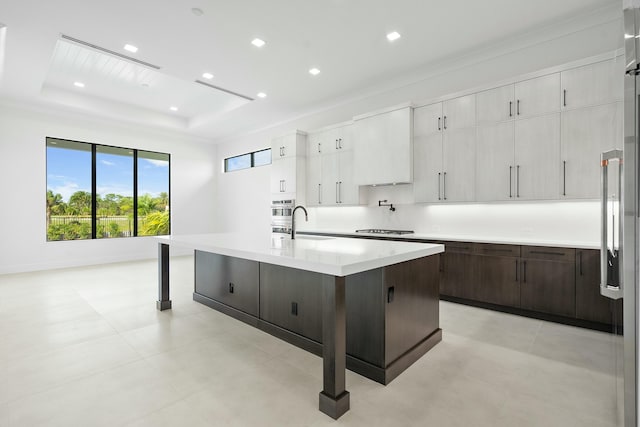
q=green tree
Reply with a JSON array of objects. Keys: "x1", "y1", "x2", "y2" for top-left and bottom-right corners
[
  {"x1": 68, "y1": 191, "x2": 92, "y2": 215},
  {"x1": 137, "y1": 194, "x2": 156, "y2": 216},
  {"x1": 140, "y1": 211, "x2": 169, "y2": 236},
  {"x1": 46, "y1": 190, "x2": 64, "y2": 227},
  {"x1": 158, "y1": 192, "x2": 169, "y2": 210}
]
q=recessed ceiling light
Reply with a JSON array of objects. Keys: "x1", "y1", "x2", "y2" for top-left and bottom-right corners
[
  {"x1": 170, "y1": 106, "x2": 178, "y2": 111},
  {"x1": 202, "y1": 72, "x2": 214, "y2": 79},
  {"x1": 257, "y1": 92, "x2": 267, "y2": 98},
  {"x1": 309, "y1": 68, "x2": 320, "y2": 76},
  {"x1": 191, "y1": 7, "x2": 204, "y2": 16},
  {"x1": 251, "y1": 38, "x2": 266, "y2": 48},
  {"x1": 386, "y1": 31, "x2": 401, "y2": 42},
  {"x1": 73, "y1": 81, "x2": 85, "y2": 88},
  {"x1": 124, "y1": 44, "x2": 138, "y2": 53}
]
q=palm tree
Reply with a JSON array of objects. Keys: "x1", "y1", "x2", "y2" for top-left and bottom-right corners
[
  {"x1": 68, "y1": 191, "x2": 92, "y2": 215},
  {"x1": 46, "y1": 190, "x2": 63, "y2": 228},
  {"x1": 137, "y1": 194, "x2": 156, "y2": 216}
]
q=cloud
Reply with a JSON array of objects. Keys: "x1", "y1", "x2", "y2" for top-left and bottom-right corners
[
  {"x1": 100, "y1": 160, "x2": 116, "y2": 166},
  {"x1": 48, "y1": 182, "x2": 84, "y2": 202},
  {"x1": 97, "y1": 185, "x2": 133, "y2": 197},
  {"x1": 142, "y1": 158, "x2": 168, "y2": 167}
]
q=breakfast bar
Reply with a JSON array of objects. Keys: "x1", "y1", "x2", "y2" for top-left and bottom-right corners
[{"x1": 155, "y1": 233, "x2": 444, "y2": 419}]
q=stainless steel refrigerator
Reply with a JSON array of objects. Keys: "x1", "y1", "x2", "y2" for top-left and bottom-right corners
[{"x1": 601, "y1": 3, "x2": 640, "y2": 425}]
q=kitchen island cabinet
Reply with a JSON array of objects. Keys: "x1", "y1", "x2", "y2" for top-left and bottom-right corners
[{"x1": 156, "y1": 233, "x2": 443, "y2": 420}]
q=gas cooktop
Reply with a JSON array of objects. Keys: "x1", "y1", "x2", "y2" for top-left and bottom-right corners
[{"x1": 355, "y1": 229, "x2": 415, "y2": 235}]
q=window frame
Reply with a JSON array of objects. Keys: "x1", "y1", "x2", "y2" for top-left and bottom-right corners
[
  {"x1": 46, "y1": 137, "x2": 171, "y2": 241},
  {"x1": 224, "y1": 148, "x2": 271, "y2": 172}
]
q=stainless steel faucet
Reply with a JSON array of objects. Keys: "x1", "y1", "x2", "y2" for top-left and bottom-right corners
[{"x1": 291, "y1": 205, "x2": 308, "y2": 239}]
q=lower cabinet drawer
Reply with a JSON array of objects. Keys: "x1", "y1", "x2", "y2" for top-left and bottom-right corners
[
  {"x1": 194, "y1": 251, "x2": 259, "y2": 317},
  {"x1": 259, "y1": 263, "x2": 323, "y2": 343}
]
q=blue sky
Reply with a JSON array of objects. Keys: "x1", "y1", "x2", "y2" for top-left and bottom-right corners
[{"x1": 47, "y1": 147, "x2": 169, "y2": 202}]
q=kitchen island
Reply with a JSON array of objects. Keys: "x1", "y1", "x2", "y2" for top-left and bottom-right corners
[{"x1": 156, "y1": 233, "x2": 444, "y2": 419}]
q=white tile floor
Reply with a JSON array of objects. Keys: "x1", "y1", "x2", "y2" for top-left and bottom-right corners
[{"x1": 0, "y1": 256, "x2": 622, "y2": 426}]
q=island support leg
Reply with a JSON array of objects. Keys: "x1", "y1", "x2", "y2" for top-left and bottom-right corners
[
  {"x1": 156, "y1": 243, "x2": 172, "y2": 311},
  {"x1": 319, "y1": 275, "x2": 350, "y2": 419}
]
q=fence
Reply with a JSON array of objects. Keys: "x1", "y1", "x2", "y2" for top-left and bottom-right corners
[{"x1": 49, "y1": 215, "x2": 134, "y2": 237}]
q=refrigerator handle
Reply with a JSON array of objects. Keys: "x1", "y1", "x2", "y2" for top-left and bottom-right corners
[{"x1": 600, "y1": 149, "x2": 623, "y2": 300}]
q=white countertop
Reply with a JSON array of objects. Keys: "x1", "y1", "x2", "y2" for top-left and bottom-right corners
[
  {"x1": 157, "y1": 233, "x2": 444, "y2": 277},
  {"x1": 297, "y1": 229, "x2": 600, "y2": 250}
]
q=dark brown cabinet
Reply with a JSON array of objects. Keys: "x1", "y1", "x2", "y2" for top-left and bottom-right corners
[
  {"x1": 259, "y1": 263, "x2": 323, "y2": 343},
  {"x1": 194, "y1": 251, "x2": 259, "y2": 316},
  {"x1": 440, "y1": 242, "x2": 475, "y2": 299},
  {"x1": 520, "y1": 247, "x2": 576, "y2": 318},
  {"x1": 193, "y1": 248, "x2": 442, "y2": 385},
  {"x1": 384, "y1": 256, "x2": 440, "y2": 365},
  {"x1": 475, "y1": 244, "x2": 521, "y2": 308},
  {"x1": 576, "y1": 249, "x2": 622, "y2": 326}
]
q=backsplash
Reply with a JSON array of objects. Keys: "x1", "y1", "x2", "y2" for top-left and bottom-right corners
[{"x1": 299, "y1": 195, "x2": 600, "y2": 245}]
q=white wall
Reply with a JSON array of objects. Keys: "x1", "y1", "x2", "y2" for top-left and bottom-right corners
[
  {"x1": 213, "y1": 13, "x2": 621, "y2": 244},
  {"x1": 0, "y1": 102, "x2": 217, "y2": 274}
]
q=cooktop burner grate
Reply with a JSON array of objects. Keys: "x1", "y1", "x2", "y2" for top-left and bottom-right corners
[{"x1": 355, "y1": 229, "x2": 414, "y2": 235}]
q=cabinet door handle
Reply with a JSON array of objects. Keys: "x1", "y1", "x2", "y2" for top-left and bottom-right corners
[
  {"x1": 291, "y1": 302, "x2": 298, "y2": 316},
  {"x1": 517, "y1": 99, "x2": 520, "y2": 115},
  {"x1": 516, "y1": 165, "x2": 520, "y2": 198},
  {"x1": 509, "y1": 101, "x2": 513, "y2": 117},
  {"x1": 339, "y1": 138, "x2": 343, "y2": 149},
  {"x1": 387, "y1": 286, "x2": 395, "y2": 303},
  {"x1": 229, "y1": 282, "x2": 234, "y2": 294},
  {"x1": 578, "y1": 251, "x2": 583, "y2": 276},
  {"x1": 318, "y1": 143, "x2": 321, "y2": 153},
  {"x1": 563, "y1": 160, "x2": 567, "y2": 196},
  {"x1": 318, "y1": 183, "x2": 322, "y2": 204},
  {"x1": 438, "y1": 117, "x2": 441, "y2": 131},
  {"x1": 515, "y1": 260, "x2": 518, "y2": 282},
  {"x1": 563, "y1": 89, "x2": 567, "y2": 107},
  {"x1": 336, "y1": 182, "x2": 339, "y2": 203},
  {"x1": 339, "y1": 181, "x2": 343, "y2": 203},
  {"x1": 438, "y1": 172, "x2": 442, "y2": 200},
  {"x1": 443, "y1": 172, "x2": 447, "y2": 200},
  {"x1": 443, "y1": 115, "x2": 447, "y2": 130},
  {"x1": 509, "y1": 166, "x2": 513, "y2": 198},
  {"x1": 523, "y1": 260, "x2": 527, "y2": 283},
  {"x1": 335, "y1": 139, "x2": 339, "y2": 150}
]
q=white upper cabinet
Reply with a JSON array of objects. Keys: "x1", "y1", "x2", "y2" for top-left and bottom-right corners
[
  {"x1": 560, "y1": 102, "x2": 623, "y2": 199},
  {"x1": 306, "y1": 154, "x2": 322, "y2": 206},
  {"x1": 413, "y1": 97, "x2": 476, "y2": 203},
  {"x1": 354, "y1": 107, "x2": 412, "y2": 186},
  {"x1": 476, "y1": 121, "x2": 515, "y2": 201},
  {"x1": 413, "y1": 102, "x2": 443, "y2": 137},
  {"x1": 413, "y1": 133, "x2": 444, "y2": 203},
  {"x1": 477, "y1": 84, "x2": 514, "y2": 124},
  {"x1": 514, "y1": 73, "x2": 560, "y2": 119},
  {"x1": 270, "y1": 156, "x2": 297, "y2": 194},
  {"x1": 270, "y1": 131, "x2": 307, "y2": 200},
  {"x1": 561, "y1": 58, "x2": 624, "y2": 110},
  {"x1": 442, "y1": 127, "x2": 476, "y2": 202},
  {"x1": 306, "y1": 124, "x2": 361, "y2": 205},
  {"x1": 476, "y1": 113, "x2": 560, "y2": 201},
  {"x1": 442, "y1": 94, "x2": 476, "y2": 130},
  {"x1": 271, "y1": 133, "x2": 302, "y2": 159},
  {"x1": 477, "y1": 74, "x2": 559, "y2": 125},
  {"x1": 514, "y1": 114, "x2": 560, "y2": 200},
  {"x1": 307, "y1": 132, "x2": 323, "y2": 157}
]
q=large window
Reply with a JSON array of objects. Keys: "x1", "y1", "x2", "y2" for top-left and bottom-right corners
[
  {"x1": 46, "y1": 138, "x2": 170, "y2": 241},
  {"x1": 224, "y1": 148, "x2": 271, "y2": 172}
]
